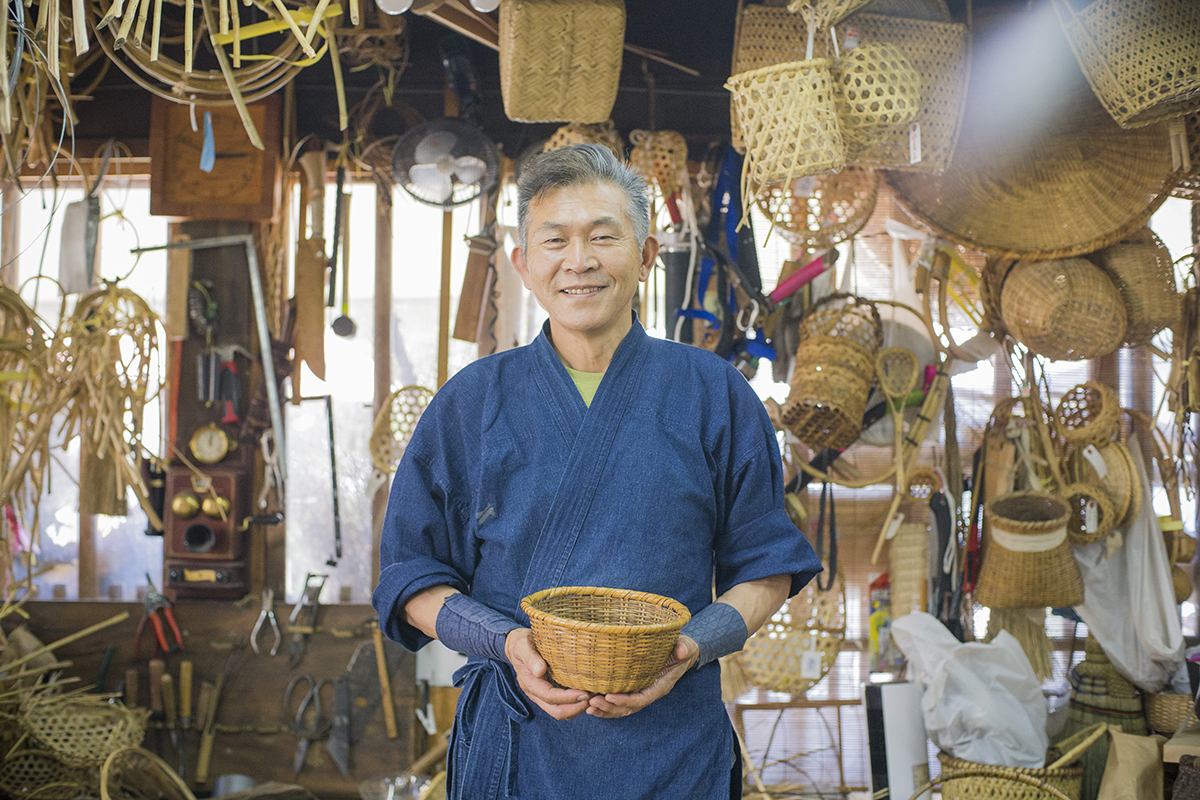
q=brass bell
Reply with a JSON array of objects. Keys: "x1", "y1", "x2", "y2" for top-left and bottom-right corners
[
  {"x1": 202, "y1": 494, "x2": 231, "y2": 518},
  {"x1": 171, "y1": 492, "x2": 200, "y2": 520}
]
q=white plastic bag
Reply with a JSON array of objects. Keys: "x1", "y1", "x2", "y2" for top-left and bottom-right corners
[
  {"x1": 1072, "y1": 434, "x2": 1184, "y2": 692},
  {"x1": 892, "y1": 612, "x2": 1049, "y2": 768}
]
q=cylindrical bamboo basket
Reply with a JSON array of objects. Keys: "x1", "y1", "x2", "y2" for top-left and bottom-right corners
[
  {"x1": 829, "y1": 41, "x2": 921, "y2": 149},
  {"x1": 976, "y1": 492, "x2": 1084, "y2": 609},
  {"x1": 1053, "y1": 382, "x2": 1120, "y2": 449},
  {"x1": 1000, "y1": 258, "x2": 1126, "y2": 362}
]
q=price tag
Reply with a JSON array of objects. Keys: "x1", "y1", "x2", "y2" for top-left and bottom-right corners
[
  {"x1": 843, "y1": 26, "x2": 859, "y2": 50},
  {"x1": 800, "y1": 640, "x2": 822, "y2": 680},
  {"x1": 1082, "y1": 444, "x2": 1108, "y2": 479},
  {"x1": 909, "y1": 122, "x2": 922, "y2": 165},
  {"x1": 1085, "y1": 499, "x2": 1098, "y2": 533}
]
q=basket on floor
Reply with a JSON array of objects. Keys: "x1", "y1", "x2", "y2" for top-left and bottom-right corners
[
  {"x1": 726, "y1": 60, "x2": 846, "y2": 206},
  {"x1": 0, "y1": 750, "x2": 89, "y2": 800},
  {"x1": 498, "y1": 0, "x2": 626, "y2": 123},
  {"x1": 521, "y1": 586, "x2": 690, "y2": 694},
  {"x1": 22, "y1": 695, "x2": 146, "y2": 769},
  {"x1": 1051, "y1": 0, "x2": 1200, "y2": 129},
  {"x1": 742, "y1": 567, "x2": 845, "y2": 695},
  {"x1": 1065, "y1": 441, "x2": 1140, "y2": 529},
  {"x1": 628, "y1": 129, "x2": 688, "y2": 199},
  {"x1": 754, "y1": 167, "x2": 879, "y2": 250},
  {"x1": 781, "y1": 294, "x2": 883, "y2": 450},
  {"x1": 1053, "y1": 382, "x2": 1120, "y2": 449},
  {"x1": 543, "y1": 120, "x2": 625, "y2": 162},
  {"x1": 1000, "y1": 258, "x2": 1126, "y2": 362},
  {"x1": 829, "y1": 41, "x2": 921, "y2": 151},
  {"x1": 100, "y1": 746, "x2": 195, "y2": 800},
  {"x1": 976, "y1": 492, "x2": 1084, "y2": 609},
  {"x1": 937, "y1": 722, "x2": 1106, "y2": 800},
  {"x1": 1090, "y1": 228, "x2": 1180, "y2": 347},
  {"x1": 1061, "y1": 482, "x2": 1116, "y2": 545},
  {"x1": 1146, "y1": 692, "x2": 1194, "y2": 734}
]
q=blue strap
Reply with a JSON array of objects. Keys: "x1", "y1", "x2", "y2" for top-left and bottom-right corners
[
  {"x1": 452, "y1": 658, "x2": 534, "y2": 797},
  {"x1": 740, "y1": 337, "x2": 776, "y2": 361}
]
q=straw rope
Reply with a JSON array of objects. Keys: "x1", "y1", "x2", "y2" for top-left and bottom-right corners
[
  {"x1": 520, "y1": 586, "x2": 690, "y2": 694},
  {"x1": 1051, "y1": 0, "x2": 1200, "y2": 129},
  {"x1": 498, "y1": 0, "x2": 625, "y2": 124}
]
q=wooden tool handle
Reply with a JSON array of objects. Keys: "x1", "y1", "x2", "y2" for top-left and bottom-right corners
[
  {"x1": 196, "y1": 681, "x2": 214, "y2": 730},
  {"x1": 373, "y1": 627, "x2": 398, "y2": 739},
  {"x1": 197, "y1": 731, "x2": 215, "y2": 784},
  {"x1": 124, "y1": 667, "x2": 139, "y2": 707},
  {"x1": 179, "y1": 661, "x2": 193, "y2": 721},
  {"x1": 161, "y1": 673, "x2": 177, "y2": 728},
  {"x1": 148, "y1": 659, "x2": 165, "y2": 713}
]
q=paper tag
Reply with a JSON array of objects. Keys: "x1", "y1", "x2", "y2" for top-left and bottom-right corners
[
  {"x1": 1085, "y1": 499, "x2": 1098, "y2": 533},
  {"x1": 799, "y1": 640, "x2": 822, "y2": 680},
  {"x1": 795, "y1": 175, "x2": 817, "y2": 197},
  {"x1": 885, "y1": 511, "x2": 905, "y2": 540},
  {"x1": 909, "y1": 122, "x2": 922, "y2": 165},
  {"x1": 1170, "y1": 118, "x2": 1191, "y2": 173},
  {"x1": 1082, "y1": 444, "x2": 1108, "y2": 479},
  {"x1": 843, "y1": 26, "x2": 859, "y2": 50},
  {"x1": 183, "y1": 568, "x2": 217, "y2": 582}
]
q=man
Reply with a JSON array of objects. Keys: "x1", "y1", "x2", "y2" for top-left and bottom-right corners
[{"x1": 373, "y1": 144, "x2": 821, "y2": 799}]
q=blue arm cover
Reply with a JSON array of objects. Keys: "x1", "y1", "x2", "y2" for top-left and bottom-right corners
[
  {"x1": 435, "y1": 592, "x2": 521, "y2": 664},
  {"x1": 680, "y1": 601, "x2": 749, "y2": 669}
]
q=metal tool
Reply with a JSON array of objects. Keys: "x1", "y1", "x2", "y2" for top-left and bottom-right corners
[
  {"x1": 325, "y1": 394, "x2": 342, "y2": 566},
  {"x1": 285, "y1": 673, "x2": 333, "y2": 775},
  {"x1": 287, "y1": 572, "x2": 327, "y2": 669},
  {"x1": 326, "y1": 674, "x2": 351, "y2": 777},
  {"x1": 250, "y1": 588, "x2": 282, "y2": 656},
  {"x1": 93, "y1": 643, "x2": 116, "y2": 693},
  {"x1": 136, "y1": 573, "x2": 184, "y2": 659}
]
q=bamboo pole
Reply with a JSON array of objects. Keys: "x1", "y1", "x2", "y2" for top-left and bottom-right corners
[
  {"x1": 324, "y1": 18, "x2": 346, "y2": 131},
  {"x1": 184, "y1": 0, "x2": 193, "y2": 72},
  {"x1": 268, "y1": 0, "x2": 316, "y2": 59},
  {"x1": 199, "y1": 0, "x2": 263, "y2": 149},
  {"x1": 150, "y1": 0, "x2": 163, "y2": 60},
  {"x1": 371, "y1": 175, "x2": 393, "y2": 590},
  {"x1": 303, "y1": 0, "x2": 330, "y2": 45},
  {"x1": 133, "y1": 0, "x2": 152, "y2": 49}
]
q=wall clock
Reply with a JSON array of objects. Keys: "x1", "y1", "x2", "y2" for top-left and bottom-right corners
[{"x1": 149, "y1": 95, "x2": 282, "y2": 220}]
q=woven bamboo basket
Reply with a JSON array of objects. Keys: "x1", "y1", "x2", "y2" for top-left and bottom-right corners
[
  {"x1": 729, "y1": 4, "x2": 813, "y2": 152},
  {"x1": 889, "y1": 521, "x2": 928, "y2": 618},
  {"x1": 543, "y1": 121, "x2": 625, "y2": 162},
  {"x1": 1000, "y1": 258, "x2": 1126, "y2": 362},
  {"x1": 1061, "y1": 482, "x2": 1116, "y2": 545},
  {"x1": 727, "y1": 59, "x2": 846, "y2": 205},
  {"x1": 937, "y1": 722, "x2": 1107, "y2": 800},
  {"x1": 781, "y1": 294, "x2": 883, "y2": 450},
  {"x1": 498, "y1": 0, "x2": 626, "y2": 123},
  {"x1": 1172, "y1": 111, "x2": 1200, "y2": 199},
  {"x1": 628, "y1": 129, "x2": 688, "y2": 199},
  {"x1": 0, "y1": 750, "x2": 89, "y2": 800},
  {"x1": 100, "y1": 746, "x2": 195, "y2": 800},
  {"x1": 23, "y1": 696, "x2": 146, "y2": 769},
  {"x1": 742, "y1": 567, "x2": 845, "y2": 695},
  {"x1": 975, "y1": 492, "x2": 1084, "y2": 609},
  {"x1": 520, "y1": 586, "x2": 690, "y2": 694},
  {"x1": 369, "y1": 385, "x2": 434, "y2": 474},
  {"x1": 1065, "y1": 441, "x2": 1139, "y2": 529},
  {"x1": 1051, "y1": 0, "x2": 1200, "y2": 129},
  {"x1": 829, "y1": 41, "x2": 921, "y2": 150},
  {"x1": 1053, "y1": 382, "x2": 1120, "y2": 449},
  {"x1": 754, "y1": 167, "x2": 879, "y2": 250},
  {"x1": 806, "y1": 0, "x2": 875, "y2": 31},
  {"x1": 1173, "y1": 565, "x2": 1194, "y2": 603},
  {"x1": 1090, "y1": 229, "x2": 1180, "y2": 347},
  {"x1": 1146, "y1": 692, "x2": 1194, "y2": 734}
]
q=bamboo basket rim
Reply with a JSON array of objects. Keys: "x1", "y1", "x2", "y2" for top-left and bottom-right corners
[
  {"x1": 521, "y1": 586, "x2": 691, "y2": 635},
  {"x1": 908, "y1": 769, "x2": 1072, "y2": 800}
]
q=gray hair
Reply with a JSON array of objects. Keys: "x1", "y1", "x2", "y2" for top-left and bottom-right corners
[{"x1": 516, "y1": 143, "x2": 652, "y2": 252}]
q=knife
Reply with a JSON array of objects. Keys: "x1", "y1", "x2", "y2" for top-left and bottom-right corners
[{"x1": 326, "y1": 674, "x2": 351, "y2": 777}]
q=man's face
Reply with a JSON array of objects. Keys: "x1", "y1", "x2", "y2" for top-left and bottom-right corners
[{"x1": 512, "y1": 182, "x2": 657, "y2": 349}]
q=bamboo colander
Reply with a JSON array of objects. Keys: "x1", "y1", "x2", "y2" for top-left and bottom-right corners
[
  {"x1": 520, "y1": 587, "x2": 690, "y2": 694},
  {"x1": 754, "y1": 167, "x2": 879, "y2": 250},
  {"x1": 1053, "y1": 382, "x2": 1120, "y2": 449},
  {"x1": 369, "y1": 385, "x2": 434, "y2": 474}
]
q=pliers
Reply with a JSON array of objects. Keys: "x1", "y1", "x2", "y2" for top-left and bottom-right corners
[
  {"x1": 136, "y1": 573, "x2": 184, "y2": 659},
  {"x1": 251, "y1": 588, "x2": 282, "y2": 656}
]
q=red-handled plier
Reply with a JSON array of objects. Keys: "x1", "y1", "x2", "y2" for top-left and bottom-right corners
[{"x1": 136, "y1": 573, "x2": 184, "y2": 659}]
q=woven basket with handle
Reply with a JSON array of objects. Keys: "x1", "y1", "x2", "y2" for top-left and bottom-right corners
[
  {"x1": 521, "y1": 586, "x2": 690, "y2": 694},
  {"x1": 1051, "y1": 0, "x2": 1200, "y2": 129},
  {"x1": 498, "y1": 0, "x2": 626, "y2": 123}
]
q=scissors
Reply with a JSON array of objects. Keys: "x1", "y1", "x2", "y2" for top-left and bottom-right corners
[{"x1": 284, "y1": 673, "x2": 333, "y2": 775}]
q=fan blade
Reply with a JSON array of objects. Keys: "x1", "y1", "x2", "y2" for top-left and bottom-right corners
[
  {"x1": 414, "y1": 131, "x2": 458, "y2": 164},
  {"x1": 410, "y1": 164, "x2": 453, "y2": 204},
  {"x1": 452, "y1": 156, "x2": 487, "y2": 186}
]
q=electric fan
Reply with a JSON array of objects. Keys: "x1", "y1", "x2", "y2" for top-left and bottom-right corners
[{"x1": 392, "y1": 119, "x2": 499, "y2": 210}]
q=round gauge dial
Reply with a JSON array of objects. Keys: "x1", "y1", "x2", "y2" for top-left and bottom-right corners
[{"x1": 189, "y1": 422, "x2": 231, "y2": 464}]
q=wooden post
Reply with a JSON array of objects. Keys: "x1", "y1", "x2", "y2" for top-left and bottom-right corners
[
  {"x1": 371, "y1": 179, "x2": 393, "y2": 589},
  {"x1": 439, "y1": 212, "x2": 451, "y2": 388},
  {"x1": 1, "y1": 182, "x2": 18, "y2": 287}
]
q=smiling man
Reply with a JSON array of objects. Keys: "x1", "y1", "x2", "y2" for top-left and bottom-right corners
[{"x1": 373, "y1": 144, "x2": 821, "y2": 800}]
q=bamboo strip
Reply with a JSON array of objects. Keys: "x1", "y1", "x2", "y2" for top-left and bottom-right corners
[
  {"x1": 97, "y1": 0, "x2": 123, "y2": 31},
  {"x1": 133, "y1": 0, "x2": 152, "y2": 48},
  {"x1": 219, "y1": 0, "x2": 228, "y2": 34},
  {"x1": 200, "y1": 0, "x2": 263, "y2": 148},
  {"x1": 348, "y1": 0, "x2": 357, "y2": 26},
  {"x1": 0, "y1": 0, "x2": 10, "y2": 135},
  {"x1": 48, "y1": 0, "x2": 60, "y2": 79},
  {"x1": 231, "y1": 0, "x2": 239, "y2": 66},
  {"x1": 115, "y1": 0, "x2": 139, "y2": 48},
  {"x1": 0, "y1": 612, "x2": 129, "y2": 675},
  {"x1": 304, "y1": 0, "x2": 330, "y2": 45},
  {"x1": 150, "y1": 0, "x2": 163, "y2": 60},
  {"x1": 325, "y1": 18, "x2": 346, "y2": 131},
  {"x1": 184, "y1": 0, "x2": 193, "y2": 71},
  {"x1": 33, "y1": 0, "x2": 48, "y2": 38},
  {"x1": 269, "y1": 0, "x2": 316, "y2": 58},
  {"x1": 72, "y1": 0, "x2": 89, "y2": 55}
]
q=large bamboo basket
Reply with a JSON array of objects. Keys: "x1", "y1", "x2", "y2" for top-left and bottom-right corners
[
  {"x1": 1090, "y1": 228, "x2": 1181, "y2": 348},
  {"x1": 999, "y1": 258, "x2": 1126, "y2": 362},
  {"x1": 521, "y1": 587, "x2": 690, "y2": 694},
  {"x1": 975, "y1": 492, "x2": 1084, "y2": 609},
  {"x1": 498, "y1": 0, "x2": 625, "y2": 123},
  {"x1": 1051, "y1": 0, "x2": 1200, "y2": 129}
]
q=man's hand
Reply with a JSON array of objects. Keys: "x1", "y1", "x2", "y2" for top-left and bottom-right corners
[
  {"x1": 506, "y1": 628, "x2": 594, "y2": 721},
  {"x1": 584, "y1": 635, "x2": 699, "y2": 719}
]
